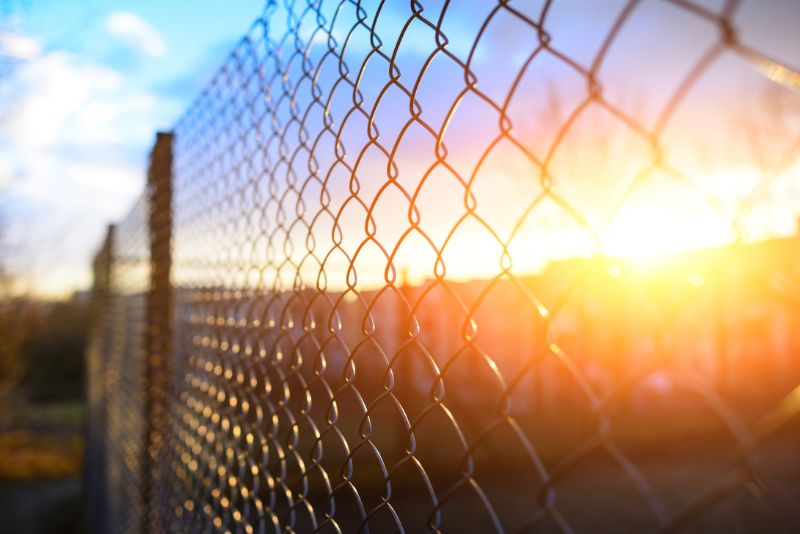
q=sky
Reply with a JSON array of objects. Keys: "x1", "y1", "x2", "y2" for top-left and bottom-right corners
[
  {"x1": 170, "y1": 0, "x2": 800, "y2": 292},
  {"x1": 1, "y1": 0, "x2": 799, "y2": 298},
  {"x1": 0, "y1": 0, "x2": 262, "y2": 296}
]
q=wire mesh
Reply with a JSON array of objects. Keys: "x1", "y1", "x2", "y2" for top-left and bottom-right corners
[
  {"x1": 90, "y1": 1, "x2": 800, "y2": 532},
  {"x1": 86, "y1": 226, "x2": 114, "y2": 534},
  {"x1": 102, "y1": 195, "x2": 151, "y2": 533}
]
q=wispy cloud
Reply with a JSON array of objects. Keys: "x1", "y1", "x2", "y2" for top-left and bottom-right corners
[
  {"x1": 104, "y1": 12, "x2": 167, "y2": 58},
  {"x1": 0, "y1": 31, "x2": 42, "y2": 61},
  {"x1": 0, "y1": 30, "x2": 157, "y2": 297}
]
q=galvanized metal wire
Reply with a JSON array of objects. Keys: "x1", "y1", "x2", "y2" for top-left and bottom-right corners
[
  {"x1": 89, "y1": 1, "x2": 800, "y2": 533},
  {"x1": 101, "y1": 195, "x2": 151, "y2": 533}
]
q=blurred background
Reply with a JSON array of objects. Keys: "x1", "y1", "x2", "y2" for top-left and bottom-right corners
[
  {"x1": 0, "y1": 1, "x2": 258, "y2": 532},
  {"x1": 1, "y1": 0, "x2": 800, "y2": 533}
]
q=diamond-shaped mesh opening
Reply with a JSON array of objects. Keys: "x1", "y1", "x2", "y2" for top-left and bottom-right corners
[{"x1": 87, "y1": 1, "x2": 800, "y2": 533}]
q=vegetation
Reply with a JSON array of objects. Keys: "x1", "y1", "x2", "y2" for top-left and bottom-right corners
[
  {"x1": 0, "y1": 295, "x2": 88, "y2": 405},
  {"x1": 0, "y1": 295, "x2": 88, "y2": 482},
  {"x1": 0, "y1": 430, "x2": 83, "y2": 481}
]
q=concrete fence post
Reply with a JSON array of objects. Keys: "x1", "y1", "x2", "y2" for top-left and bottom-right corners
[
  {"x1": 143, "y1": 132, "x2": 173, "y2": 533},
  {"x1": 87, "y1": 224, "x2": 115, "y2": 534}
]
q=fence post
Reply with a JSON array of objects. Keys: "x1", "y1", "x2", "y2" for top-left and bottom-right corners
[
  {"x1": 87, "y1": 224, "x2": 115, "y2": 534},
  {"x1": 143, "y1": 132, "x2": 173, "y2": 533}
]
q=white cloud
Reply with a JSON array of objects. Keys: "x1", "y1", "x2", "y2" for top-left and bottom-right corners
[
  {"x1": 0, "y1": 31, "x2": 160, "y2": 298},
  {"x1": 104, "y1": 11, "x2": 167, "y2": 58},
  {"x1": 7, "y1": 51, "x2": 123, "y2": 154},
  {"x1": 0, "y1": 31, "x2": 42, "y2": 61}
]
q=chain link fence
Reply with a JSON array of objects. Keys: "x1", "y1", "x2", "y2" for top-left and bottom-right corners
[{"x1": 88, "y1": 1, "x2": 800, "y2": 532}]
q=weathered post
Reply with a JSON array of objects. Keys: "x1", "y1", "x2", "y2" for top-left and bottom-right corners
[
  {"x1": 143, "y1": 132, "x2": 173, "y2": 533},
  {"x1": 86, "y1": 224, "x2": 115, "y2": 534}
]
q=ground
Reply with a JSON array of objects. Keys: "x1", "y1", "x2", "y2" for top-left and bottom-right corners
[{"x1": 0, "y1": 398, "x2": 86, "y2": 534}]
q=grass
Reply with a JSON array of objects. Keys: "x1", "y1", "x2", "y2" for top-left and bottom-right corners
[
  {"x1": 1, "y1": 399, "x2": 85, "y2": 429},
  {"x1": 0, "y1": 430, "x2": 83, "y2": 481},
  {"x1": 0, "y1": 396, "x2": 85, "y2": 481}
]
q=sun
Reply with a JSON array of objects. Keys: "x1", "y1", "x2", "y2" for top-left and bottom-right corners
[{"x1": 597, "y1": 201, "x2": 735, "y2": 262}]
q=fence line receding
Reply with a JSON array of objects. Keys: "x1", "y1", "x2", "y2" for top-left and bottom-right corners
[{"x1": 87, "y1": 1, "x2": 800, "y2": 533}]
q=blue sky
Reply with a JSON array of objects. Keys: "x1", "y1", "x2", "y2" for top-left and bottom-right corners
[
  {"x1": 1, "y1": 0, "x2": 798, "y2": 297},
  {"x1": 1, "y1": 1, "x2": 262, "y2": 296}
]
